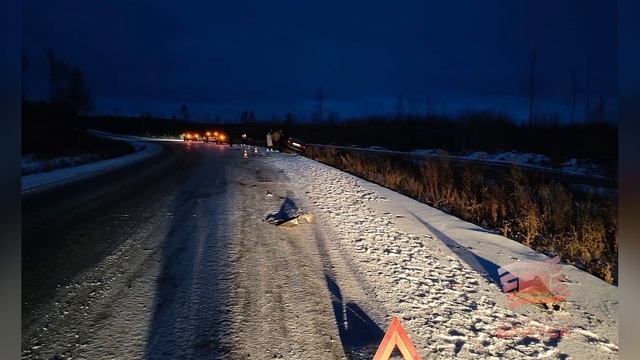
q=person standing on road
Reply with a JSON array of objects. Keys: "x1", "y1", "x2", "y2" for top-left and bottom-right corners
[
  {"x1": 266, "y1": 131, "x2": 273, "y2": 151},
  {"x1": 271, "y1": 129, "x2": 280, "y2": 152},
  {"x1": 277, "y1": 129, "x2": 285, "y2": 151}
]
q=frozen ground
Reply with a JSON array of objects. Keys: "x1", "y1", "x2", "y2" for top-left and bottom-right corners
[{"x1": 22, "y1": 141, "x2": 617, "y2": 359}]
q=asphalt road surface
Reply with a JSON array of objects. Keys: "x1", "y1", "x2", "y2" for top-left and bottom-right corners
[{"x1": 22, "y1": 141, "x2": 383, "y2": 359}]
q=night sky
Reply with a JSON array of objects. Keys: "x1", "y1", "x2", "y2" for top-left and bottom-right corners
[{"x1": 22, "y1": 0, "x2": 617, "y2": 122}]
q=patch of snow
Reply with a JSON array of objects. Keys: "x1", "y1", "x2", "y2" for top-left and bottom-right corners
[
  {"x1": 411, "y1": 149, "x2": 446, "y2": 156},
  {"x1": 481, "y1": 151, "x2": 552, "y2": 167},
  {"x1": 22, "y1": 131, "x2": 163, "y2": 194},
  {"x1": 22, "y1": 154, "x2": 103, "y2": 176},
  {"x1": 465, "y1": 151, "x2": 489, "y2": 160},
  {"x1": 561, "y1": 158, "x2": 608, "y2": 177},
  {"x1": 411, "y1": 148, "x2": 611, "y2": 177}
]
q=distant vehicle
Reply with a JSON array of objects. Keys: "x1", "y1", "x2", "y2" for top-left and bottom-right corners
[
  {"x1": 182, "y1": 132, "x2": 200, "y2": 142},
  {"x1": 203, "y1": 131, "x2": 213, "y2": 143},
  {"x1": 286, "y1": 136, "x2": 307, "y2": 153},
  {"x1": 214, "y1": 132, "x2": 229, "y2": 144}
]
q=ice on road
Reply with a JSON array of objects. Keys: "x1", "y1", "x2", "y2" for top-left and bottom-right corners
[{"x1": 22, "y1": 141, "x2": 617, "y2": 359}]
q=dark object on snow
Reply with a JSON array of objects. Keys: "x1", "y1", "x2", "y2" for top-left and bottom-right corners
[{"x1": 264, "y1": 197, "x2": 313, "y2": 227}]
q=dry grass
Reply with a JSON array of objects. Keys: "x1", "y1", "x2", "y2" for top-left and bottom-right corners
[{"x1": 305, "y1": 145, "x2": 618, "y2": 284}]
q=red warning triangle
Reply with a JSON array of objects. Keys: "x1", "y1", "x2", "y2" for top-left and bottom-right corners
[{"x1": 373, "y1": 316, "x2": 421, "y2": 360}]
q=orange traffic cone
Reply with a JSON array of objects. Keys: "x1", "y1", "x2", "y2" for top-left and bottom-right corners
[{"x1": 243, "y1": 149, "x2": 248, "y2": 159}]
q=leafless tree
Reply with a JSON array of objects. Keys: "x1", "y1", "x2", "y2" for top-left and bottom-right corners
[
  {"x1": 46, "y1": 50, "x2": 90, "y2": 114},
  {"x1": 584, "y1": 69, "x2": 592, "y2": 123},
  {"x1": 314, "y1": 89, "x2": 325, "y2": 123},
  {"x1": 180, "y1": 104, "x2": 190, "y2": 121},
  {"x1": 520, "y1": 50, "x2": 542, "y2": 127},
  {"x1": 67, "y1": 67, "x2": 90, "y2": 113},
  {"x1": 395, "y1": 93, "x2": 404, "y2": 118},
  {"x1": 570, "y1": 69, "x2": 579, "y2": 124},
  {"x1": 47, "y1": 50, "x2": 69, "y2": 103},
  {"x1": 593, "y1": 96, "x2": 606, "y2": 123},
  {"x1": 22, "y1": 50, "x2": 29, "y2": 99},
  {"x1": 424, "y1": 93, "x2": 436, "y2": 117}
]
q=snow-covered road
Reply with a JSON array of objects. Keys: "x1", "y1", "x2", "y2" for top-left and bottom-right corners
[{"x1": 22, "y1": 140, "x2": 617, "y2": 359}]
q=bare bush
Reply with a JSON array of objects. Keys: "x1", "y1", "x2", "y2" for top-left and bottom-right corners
[{"x1": 305, "y1": 145, "x2": 618, "y2": 284}]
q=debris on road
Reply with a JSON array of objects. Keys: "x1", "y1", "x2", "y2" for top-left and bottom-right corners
[
  {"x1": 277, "y1": 213, "x2": 314, "y2": 228},
  {"x1": 264, "y1": 197, "x2": 314, "y2": 227},
  {"x1": 265, "y1": 211, "x2": 314, "y2": 227}
]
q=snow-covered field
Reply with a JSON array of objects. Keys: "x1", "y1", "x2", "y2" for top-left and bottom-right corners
[
  {"x1": 272, "y1": 154, "x2": 618, "y2": 359},
  {"x1": 412, "y1": 148, "x2": 610, "y2": 178}
]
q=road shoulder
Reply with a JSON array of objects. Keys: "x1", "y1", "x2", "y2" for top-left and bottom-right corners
[{"x1": 21, "y1": 131, "x2": 163, "y2": 194}]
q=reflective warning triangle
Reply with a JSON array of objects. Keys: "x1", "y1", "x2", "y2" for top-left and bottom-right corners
[{"x1": 373, "y1": 316, "x2": 421, "y2": 360}]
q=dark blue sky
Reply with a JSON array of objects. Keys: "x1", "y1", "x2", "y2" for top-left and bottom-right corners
[{"x1": 22, "y1": 0, "x2": 617, "y2": 121}]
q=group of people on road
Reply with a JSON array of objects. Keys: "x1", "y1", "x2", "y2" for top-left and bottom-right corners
[{"x1": 266, "y1": 129, "x2": 284, "y2": 152}]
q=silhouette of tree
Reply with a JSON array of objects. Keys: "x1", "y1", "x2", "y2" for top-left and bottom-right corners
[
  {"x1": 395, "y1": 93, "x2": 404, "y2": 118},
  {"x1": 241, "y1": 110, "x2": 256, "y2": 123},
  {"x1": 47, "y1": 49, "x2": 69, "y2": 104},
  {"x1": 520, "y1": 50, "x2": 542, "y2": 127},
  {"x1": 584, "y1": 66, "x2": 592, "y2": 123},
  {"x1": 46, "y1": 50, "x2": 91, "y2": 115},
  {"x1": 570, "y1": 69, "x2": 579, "y2": 124},
  {"x1": 68, "y1": 67, "x2": 90, "y2": 113},
  {"x1": 180, "y1": 104, "x2": 190, "y2": 121},
  {"x1": 283, "y1": 112, "x2": 296, "y2": 128},
  {"x1": 313, "y1": 89, "x2": 325, "y2": 123},
  {"x1": 593, "y1": 96, "x2": 606, "y2": 123},
  {"x1": 22, "y1": 50, "x2": 29, "y2": 99}
]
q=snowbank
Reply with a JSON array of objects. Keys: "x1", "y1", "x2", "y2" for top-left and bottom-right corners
[
  {"x1": 22, "y1": 154, "x2": 103, "y2": 176},
  {"x1": 22, "y1": 131, "x2": 163, "y2": 194}
]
